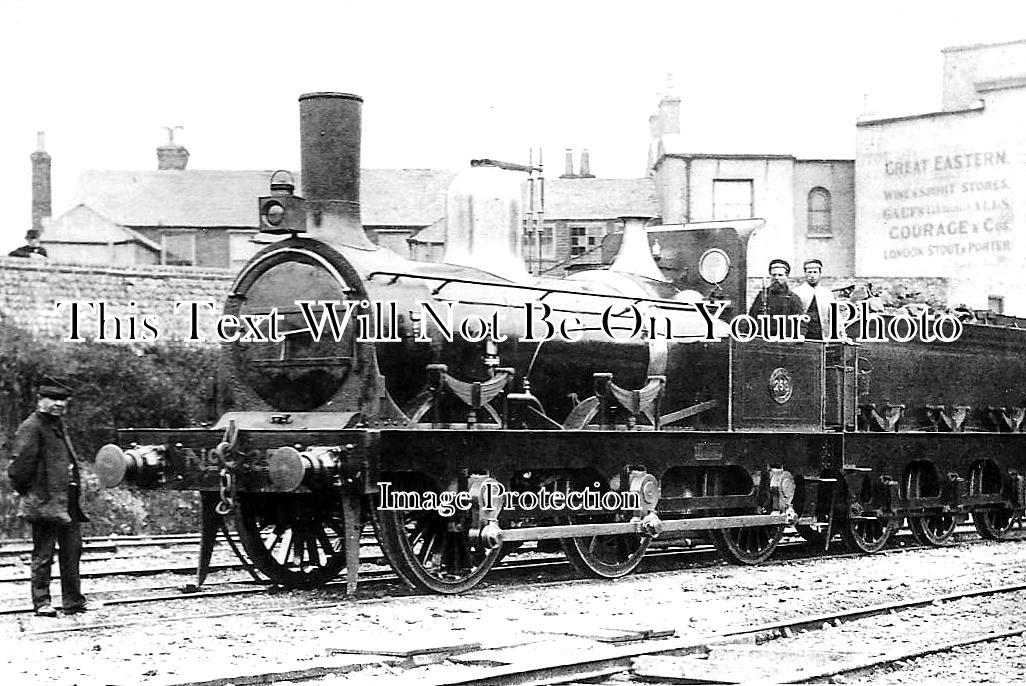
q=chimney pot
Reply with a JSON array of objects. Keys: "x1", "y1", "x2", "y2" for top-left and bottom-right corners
[
  {"x1": 579, "y1": 149, "x2": 594, "y2": 178},
  {"x1": 560, "y1": 148, "x2": 576, "y2": 178}
]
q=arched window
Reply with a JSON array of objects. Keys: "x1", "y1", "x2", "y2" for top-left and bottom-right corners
[{"x1": 807, "y1": 187, "x2": 832, "y2": 236}]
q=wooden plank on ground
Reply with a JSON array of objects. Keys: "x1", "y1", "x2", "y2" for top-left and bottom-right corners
[
  {"x1": 327, "y1": 633, "x2": 482, "y2": 657},
  {"x1": 528, "y1": 625, "x2": 648, "y2": 643}
]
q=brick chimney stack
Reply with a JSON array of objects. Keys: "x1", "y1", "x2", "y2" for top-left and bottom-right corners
[
  {"x1": 560, "y1": 148, "x2": 576, "y2": 178},
  {"x1": 31, "y1": 131, "x2": 52, "y2": 231},
  {"x1": 157, "y1": 125, "x2": 189, "y2": 170},
  {"x1": 579, "y1": 149, "x2": 594, "y2": 178}
]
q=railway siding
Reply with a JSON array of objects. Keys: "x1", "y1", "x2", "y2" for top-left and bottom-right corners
[{"x1": 3, "y1": 537, "x2": 1026, "y2": 685}]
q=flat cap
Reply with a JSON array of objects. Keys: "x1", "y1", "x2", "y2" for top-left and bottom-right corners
[
  {"x1": 768, "y1": 258, "x2": 791, "y2": 274},
  {"x1": 802, "y1": 258, "x2": 823, "y2": 269},
  {"x1": 38, "y1": 376, "x2": 74, "y2": 400}
]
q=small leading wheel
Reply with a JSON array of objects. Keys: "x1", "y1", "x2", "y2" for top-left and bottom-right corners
[
  {"x1": 973, "y1": 507, "x2": 1016, "y2": 540},
  {"x1": 374, "y1": 481, "x2": 501, "y2": 594},
  {"x1": 841, "y1": 515, "x2": 896, "y2": 554},
  {"x1": 235, "y1": 493, "x2": 349, "y2": 588},
  {"x1": 561, "y1": 525, "x2": 650, "y2": 578},
  {"x1": 711, "y1": 525, "x2": 784, "y2": 565},
  {"x1": 908, "y1": 513, "x2": 957, "y2": 546}
]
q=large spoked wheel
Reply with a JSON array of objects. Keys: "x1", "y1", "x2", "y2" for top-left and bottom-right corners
[
  {"x1": 973, "y1": 507, "x2": 1016, "y2": 540},
  {"x1": 711, "y1": 525, "x2": 784, "y2": 565},
  {"x1": 560, "y1": 523, "x2": 651, "y2": 579},
  {"x1": 235, "y1": 493, "x2": 349, "y2": 588},
  {"x1": 908, "y1": 513, "x2": 958, "y2": 546},
  {"x1": 841, "y1": 515, "x2": 896, "y2": 554},
  {"x1": 374, "y1": 479, "x2": 501, "y2": 594}
]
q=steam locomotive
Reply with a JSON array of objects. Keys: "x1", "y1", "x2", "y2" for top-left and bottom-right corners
[{"x1": 96, "y1": 92, "x2": 1026, "y2": 595}]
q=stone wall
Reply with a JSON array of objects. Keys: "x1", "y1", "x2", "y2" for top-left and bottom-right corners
[
  {"x1": 0, "y1": 256, "x2": 234, "y2": 343},
  {"x1": 1, "y1": 257, "x2": 955, "y2": 344}
]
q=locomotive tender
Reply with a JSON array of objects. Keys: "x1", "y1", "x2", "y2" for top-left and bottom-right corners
[{"x1": 96, "y1": 92, "x2": 1026, "y2": 595}]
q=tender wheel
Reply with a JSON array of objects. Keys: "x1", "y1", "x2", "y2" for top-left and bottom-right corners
[
  {"x1": 904, "y1": 465, "x2": 957, "y2": 546},
  {"x1": 560, "y1": 525, "x2": 650, "y2": 579},
  {"x1": 841, "y1": 515, "x2": 896, "y2": 553},
  {"x1": 374, "y1": 478, "x2": 500, "y2": 594},
  {"x1": 711, "y1": 525, "x2": 784, "y2": 565},
  {"x1": 235, "y1": 493, "x2": 349, "y2": 588},
  {"x1": 973, "y1": 507, "x2": 1016, "y2": 540},
  {"x1": 908, "y1": 513, "x2": 957, "y2": 546}
]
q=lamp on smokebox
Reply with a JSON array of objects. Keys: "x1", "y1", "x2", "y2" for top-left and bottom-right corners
[{"x1": 258, "y1": 170, "x2": 306, "y2": 234}]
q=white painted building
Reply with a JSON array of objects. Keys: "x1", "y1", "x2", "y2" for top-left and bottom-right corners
[{"x1": 856, "y1": 40, "x2": 1026, "y2": 314}]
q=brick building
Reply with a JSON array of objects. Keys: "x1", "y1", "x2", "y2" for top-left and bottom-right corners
[
  {"x1": 35, "y1": 88, "x2": 853, "y2": 282},
  {"x1": 39, "y1": 135, "x2": 454, "y2": 270}
]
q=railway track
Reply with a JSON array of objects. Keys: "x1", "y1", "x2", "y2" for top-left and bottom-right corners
[
  {"x1": 0, "y1": 525, "x2": 1012, "y2": 614},
  {"x1": 3, "y1": 528, "x2": 1020, "y2": 627},
  {"x1": 368, "y1": 582, "x2": 1026, "y2": 685},
  {"x1": 48, "y1": 576, "x2": 1024, "y2": 686},
  {"x1": 0, "y1": 523, "x2": 991, "y2": 585},
  {"x1": 5, "y1": 535, "x2": 1025, "y2": 686}
]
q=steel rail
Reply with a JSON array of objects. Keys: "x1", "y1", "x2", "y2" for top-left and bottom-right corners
[
  {"x1": 416, "y1": 581, "x2": 1026, "y2": 686},
  {"x1": 89, "y1": 581, "x2": 1026, "y2": 686},
  {"x1": 0, "y1": 526, "x2": 1008, "y2": 612},
  {"x1": 774, "y1": 626, "x2": 1026, "y2": 684}
]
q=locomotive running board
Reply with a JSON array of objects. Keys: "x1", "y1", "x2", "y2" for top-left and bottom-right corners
[{"x1": 487, "y1": 514, "x2": 791, "y2": 544}]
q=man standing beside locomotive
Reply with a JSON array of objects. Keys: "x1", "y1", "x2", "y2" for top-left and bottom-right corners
[
  {"x1": 793, "y1": 258, "x2": 836, "y2": 340},
  {"x1": 6, "y1": 377, "x2": 90, "y2": 617},
  {"x1": 748, "y1": 259, "x2": 806, "y2": 337}
]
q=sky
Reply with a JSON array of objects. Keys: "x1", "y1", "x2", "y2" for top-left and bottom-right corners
[{"x1": 2, "y1": 0, "x2": 1025, "y2": 254}]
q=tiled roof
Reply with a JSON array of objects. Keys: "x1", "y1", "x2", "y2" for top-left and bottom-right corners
[
  {"x1": 73, "y1": 169, "x2": 456, "y2": 229},
  {"x1": 409, "y1": 216, "x2": 446, "y2": 244},
  {"x1": 45, "y1": 204, "x2": 162, "y2": 250},
  {"x1": 539, "y1": 177, "x2": 659, "y2": 220},
  {"x1": 361, "y1": 169, "x2": 455, "y2": 226},
  {"x1": 70, "y1": 168, "x2": 655, "y2": 230}
]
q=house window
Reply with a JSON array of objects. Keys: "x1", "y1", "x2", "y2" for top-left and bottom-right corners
[
  {"x1": 713, "y1": 180, "x2": 754, "y2": 220},
  {"x1": 523, "y1": 223, "x2": 555, "y2": 260},
  {"x1": 162, "y1": 232, "x2": 196, "y2": 265},
  {"x1": 570, "y1": 225, "x2": 605, "y2": 256},
  {"x1": 570, "y1": 226, "x2": 586, "y2": 256},
  {"x1": 808, "y1": 187, "x2": 832, "y2": 236}
]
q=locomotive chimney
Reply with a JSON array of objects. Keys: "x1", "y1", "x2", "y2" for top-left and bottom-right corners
[
  {"x1": 31, "y1": 131, "x2": 52, "y2": 232},
  {"x1": 299, "y1": 92, "x2": 374, "y2": 249},
  {"x1": 610, "y1": 216, "x2": 668, "y2": 282}
]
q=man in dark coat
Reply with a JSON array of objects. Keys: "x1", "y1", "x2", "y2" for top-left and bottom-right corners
[
  {"x1": 7, "y1": 377, "x2": 89, "y2": 617},
  {"x1": 748, "y1": 259, "x2": 807, "y2": 337}
]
